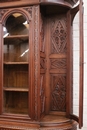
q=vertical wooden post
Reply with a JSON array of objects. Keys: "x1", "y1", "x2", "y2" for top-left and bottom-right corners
[{"x1": 0, "y1": 23, "x2": 3, "y2": 114}]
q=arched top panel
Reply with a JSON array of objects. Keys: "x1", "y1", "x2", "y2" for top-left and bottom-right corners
[{"x1": 0, "y1": 7, "x2": 32, "y2": 26}]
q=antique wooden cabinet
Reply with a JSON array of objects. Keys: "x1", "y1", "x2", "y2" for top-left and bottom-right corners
[{"x1": 0, "y1": 0, "x2": 84, "y2": 129}]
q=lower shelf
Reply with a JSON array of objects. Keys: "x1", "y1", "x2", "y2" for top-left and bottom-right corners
[
  {"x1": 0, "y1": 114, "x2": 78, "y2": 130},
  {"x1": 4, "y1": 91, "x2": 28, "y2": 114}
]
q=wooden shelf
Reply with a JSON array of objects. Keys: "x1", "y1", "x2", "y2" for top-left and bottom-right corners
[
  {"x1": 4, "y1": 34, "x2": 28, "y2": 39},
  {"x1": 4, "y1": 35, "x2": 28, "y2": 45},
  {"x1": 4, "y1": 62, "x2": 28, "y2": 65},
  {"x1": 3, "y1": 87, "x2": 28, "y2": 92}
]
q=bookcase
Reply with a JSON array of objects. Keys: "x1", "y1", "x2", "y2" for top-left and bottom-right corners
[
  {"x1": 0, "y1": 0, "x2": 84, "y2": 129},
  {"x1": 3, "y1": 13, "x2": 29, "y2": 115}
]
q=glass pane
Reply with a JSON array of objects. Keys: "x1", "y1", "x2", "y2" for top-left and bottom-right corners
[
  {"x1": 73, "y1": 11, "x2": 80, "y2": 116},
  {"x1": 3, "y1": 13, "x2": 29, "y2": 115}
]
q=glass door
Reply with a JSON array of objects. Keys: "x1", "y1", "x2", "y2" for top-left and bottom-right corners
[
  {"x1": 3, "y1": 12, "x2": 29, "y2": 115},
  {"x1": 67, "y1": 0, "x2": 84, "y2": 128}
]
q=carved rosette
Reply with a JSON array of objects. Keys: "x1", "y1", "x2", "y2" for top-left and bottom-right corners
[{"x1": 34, "y1": 5, "x2": 39, "y2": 120}]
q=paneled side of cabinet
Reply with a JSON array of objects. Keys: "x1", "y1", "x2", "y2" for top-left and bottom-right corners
[
  {"x1": 50, "y1": 15, "x2": 67, "y2": 112},
  {"x1": 45, "y1": 14, "x2": 67, "y2": 114}
]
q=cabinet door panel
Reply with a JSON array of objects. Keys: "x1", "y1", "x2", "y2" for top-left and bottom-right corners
[{"x1": 3, "y1": 12, "x2": 29, "y2": 115}]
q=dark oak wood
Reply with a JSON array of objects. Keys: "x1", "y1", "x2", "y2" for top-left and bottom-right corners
[
  {"x1": 0, "y1": 0, "x2": 39, "y2": 8},
  {"x1": 0, "y1": 0, "x2": 83, "y2": 129}
]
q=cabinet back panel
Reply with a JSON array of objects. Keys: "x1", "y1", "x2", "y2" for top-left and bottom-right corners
[
  {"x1": 4, "y1": 64, "x2": 28, "y2": 88},
  {"x1": 4, "y1": 91, "x2": 28, "y2": 114}
]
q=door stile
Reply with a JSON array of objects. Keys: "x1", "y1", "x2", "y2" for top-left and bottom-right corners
[{"x1": 0, "y1": 24, "x2": 3, "y2": 114}]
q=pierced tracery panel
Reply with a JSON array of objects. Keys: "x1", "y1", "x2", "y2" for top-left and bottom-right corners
[
  {"x1": 51, "y1": 75, "x2": 66, "y2": 111},
  {"x1": 51, "y1": 15, "x2": 67, "y2": 54}
]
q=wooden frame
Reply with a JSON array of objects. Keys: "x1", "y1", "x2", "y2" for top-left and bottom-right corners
[{"x1": 0, "y1": 0, "x2": 84, "y2": 129}]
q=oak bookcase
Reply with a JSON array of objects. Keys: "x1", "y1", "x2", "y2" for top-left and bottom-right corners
[{"x1": 0, "y1": 0, "x2": 84, "y2": 129}]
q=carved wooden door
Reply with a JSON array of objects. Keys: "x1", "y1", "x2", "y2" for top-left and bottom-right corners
[
  {"x1": 45, "y1": 14, "x2": 67, "y2": 114},
  {"x1": 0, "y1": 6, "x2": 37, "y2": 121}
]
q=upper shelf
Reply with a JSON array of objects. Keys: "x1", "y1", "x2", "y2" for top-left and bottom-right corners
[
  {"x1": 4, "y1": 35, "x2": 28, "y2": 45},
  {"x1": 4, "y1": 62, "x2": 28, "y2": 65}
]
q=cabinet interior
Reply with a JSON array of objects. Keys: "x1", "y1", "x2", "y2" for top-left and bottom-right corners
[{"x1": 3, "y1": 13, "x2": 29, "y2": 115}]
